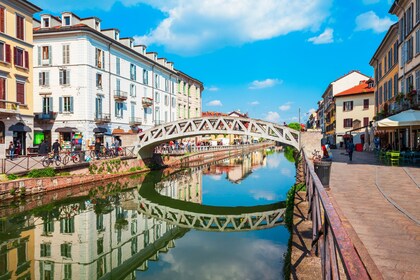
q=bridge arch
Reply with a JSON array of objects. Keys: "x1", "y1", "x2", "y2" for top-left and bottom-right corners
[{"x1": 137, "y1": 116, "x2": 300, "y2": 159}]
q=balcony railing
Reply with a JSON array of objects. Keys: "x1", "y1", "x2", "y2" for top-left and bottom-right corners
[
  {"x1": 114, "y1": 90, "x2": 128, "y2": 100},
  {"x1": 142, "y1": 97, "x2": 153, "y2": 107},
  {"x1": 34, "y1": 111, "x2": 57, "y2": 121},
  {"x1": 0, "y1": 100, "x2": 19, "y2": 114},
  {"x1": 94, "y1": 112, "x2": 111, "y2": 123},
  {"x1": 129, "y1": 117, "x2": 142, "y2": 126},
  {"x1": 376, "y1": 92, "x2": 420, "y2": 120}
]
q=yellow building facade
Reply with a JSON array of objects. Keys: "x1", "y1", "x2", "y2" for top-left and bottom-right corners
[{"x1": 0, "y1": 0, "x2": 41, "y2": 158}]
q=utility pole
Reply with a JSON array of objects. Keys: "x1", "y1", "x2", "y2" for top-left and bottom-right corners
[{"x1": 298, "y1": 108, "x2": 301, "y2": 124}]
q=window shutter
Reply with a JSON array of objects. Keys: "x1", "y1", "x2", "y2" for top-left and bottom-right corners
[
  {"x1": 70, "y1": 97, "x2": 74, "y2": 113},
  {"x1": 37, "y1": 46, "x2": 41, "y2": 65},
  {"x1": 13, "y1": 47, "x2": 17, "y2": 65},
  {"x1": 39, "y1": 72, "x2": 42, "y2": 85},
  {"x1": 59, "y1": 71, "x2": 63, "y2": 85},
  {"x1": 67, "y1": 70, "x2": 70, "y2": 85},
  {"x1": 95, "y1": 49, "x2": 98, "y2": 67},
  {"x1": 48, "y1": 46, "x2": 52, "y2": 65},
  {"x1": 46, "y1": 72, "x2": 50, "y2": 86},
  {"x1": 0, "y1": 8, "x2": 4, "y2": 33},
  {"x1": 24, "y1": 51, "x2": 29, "y2": 68},
  {"x1": 49, "y1": 97, "x2": 53, "y2": 112},
  {"x1": 59, "y1": 97, "x2": 63, "y2": 113},
  {"x1": 115, "y1": 101, "x2": 118, "y2": 117},
  {"x1": 5, "y1": 44, "x2": 10, "y2": 63},
  {"x1": 102, "y1": 52, "x2": 105, "y2": 69}
]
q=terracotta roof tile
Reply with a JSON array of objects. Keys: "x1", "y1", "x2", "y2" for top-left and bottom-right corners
[{"x1": 335, "y1": 80, "x2": 374, "y2": 97}]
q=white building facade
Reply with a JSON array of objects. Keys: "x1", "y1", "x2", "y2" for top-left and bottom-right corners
[{"x1": 32, "y1": 12, "x2": 182, "y2": 149}]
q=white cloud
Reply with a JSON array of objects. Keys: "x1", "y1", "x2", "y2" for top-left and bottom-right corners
[
  {"x1": 279, "y1": 102, "x2": 292, "y2": 111},
  {"x1": 207, "y1": 86, "x2": 219, "y2": 92},
  {"x1": 208, "y1": 174, "x2": 223, "y2": 181},
  {"x1": 250, "y1": 101, "x2": 260, "y2": 106},
  {"x1": 134, "y1": 0, "x2": 333, "y2": 55},
  {"x1": 264, "y1": 111, "x2": 280, "y2": 123},
  {"x1": 308, "y1": 28, "x2": 334, "y2": 44},
  {"x1": 249, "y1": 190, "x2": 278, "y2": 201},
  {"x1": 249, "y1": 78, "x2": 281, "y2": 90},
  {"x1": 267, "y1": 156, "x2": 281, "y2": 168},
  {"x1": 308, "y1": 108, "x2": 316, "y2": 114},
  {"x1": 206, "y1": 100, "x2": 223, "y2": 106},
  {"x1": 355, "y1": 11, "x2": 395, "y2": 33}
]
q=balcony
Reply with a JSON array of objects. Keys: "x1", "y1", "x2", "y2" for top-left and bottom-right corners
[
  {"x1": 142, "y1": 97, "x2": 153, "y2": 108},
  {"x1": 0, "y1": 100, "x2": 19, "y2": 115},
  {"x1": 34, "y1": 111, "x2": 57, "y2": 123},
  {"x1": 114, "y1": 90, "x2": 128, "y2": 100},
  {"x1": 129, "y1": 117, "x2": 142, "y2": 126},
  {"x1": 376, "y1": 92, "x2": 420, "y2": 121},
  {"x1": 94, "y1": 112, "x2": 111, "y2": 123}
]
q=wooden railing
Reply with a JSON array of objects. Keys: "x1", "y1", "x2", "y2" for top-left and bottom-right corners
[{"x1": 301, "y1": 149, "x2": 369, "y2": 279}]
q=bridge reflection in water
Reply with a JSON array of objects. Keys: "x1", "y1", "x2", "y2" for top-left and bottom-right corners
[{"x1": 0, "y1": 149, "x2": 289, "y2": 280}]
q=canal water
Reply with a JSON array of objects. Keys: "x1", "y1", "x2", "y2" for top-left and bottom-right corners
[{"x1": 0, "y1": 148, "x2": 296, "y2": 280}]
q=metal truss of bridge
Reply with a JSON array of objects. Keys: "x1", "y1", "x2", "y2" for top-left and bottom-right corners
[
  {"x1": 138, "y1": 197, "x2": 285, "y2": 232},
  {"x1": 137, "y1": 116, "x2": 300, "y2": 158}
]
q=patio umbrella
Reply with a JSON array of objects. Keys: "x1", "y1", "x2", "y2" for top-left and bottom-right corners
[
  {"x1": 363, "y1": 127, "x2": 369, "y2": 151},
  {"x1": 369, "y1": 126, "x2": 376, "y2": 151}
]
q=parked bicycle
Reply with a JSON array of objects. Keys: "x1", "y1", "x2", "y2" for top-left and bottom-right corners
[
  {"x1": 42, "y1": 152, "x2": 62, "y2": 167},
  {"x1": 62, "y1": 150, "x2": 81, "y2": 165}
]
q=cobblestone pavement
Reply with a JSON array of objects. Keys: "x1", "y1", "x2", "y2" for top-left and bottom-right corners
[{"x1": 329, "y1": 148, "x2": 420, "y2": 280}]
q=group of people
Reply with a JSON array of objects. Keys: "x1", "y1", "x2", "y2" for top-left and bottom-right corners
[{"x1": 7, "y1": 140, "x2": 21, "y2": 160}]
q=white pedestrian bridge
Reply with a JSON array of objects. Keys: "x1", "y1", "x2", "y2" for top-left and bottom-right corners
[{"x1": 137, "y1": 116, "x2": 300, "y2": 159}]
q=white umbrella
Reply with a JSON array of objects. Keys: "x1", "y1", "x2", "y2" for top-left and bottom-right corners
[{"x1": 363, "y1": 127, "x2": 369, "y2": 151}]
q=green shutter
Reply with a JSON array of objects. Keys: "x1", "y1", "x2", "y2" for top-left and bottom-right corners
[
  {"x1": 70, "y1": 97, "x2": 74, "y2": 113},
  {"x1": 49, "y1": 97, "x2": 53, "y2": 112},
  {"x1": 59, "y1": 97, "x2": 63, "y2": 113},
  {"x1": 48, "y1": 46, "x2": 52, "y2": 65}
]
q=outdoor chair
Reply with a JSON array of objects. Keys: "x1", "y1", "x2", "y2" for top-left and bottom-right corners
[
  {"x1": 390, "y1": 152, "x2": 400, "y2": 166},
  {"x1": 379, "y1": 150, "x2": 387, "y2": 162}
]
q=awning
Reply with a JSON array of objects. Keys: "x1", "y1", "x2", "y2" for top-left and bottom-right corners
[
  {"x1": 376, "y1": 109, "x2": 420, "y2": 128},
  {"x1": 9, "y1": 124, "x2": 32, "y2": 132},
  {"x1": 93, "y1": 127, "x2": 108, "y2": 133},
  {"x1": 55, "y1": 127, "x2": 78, "y2": 133}
]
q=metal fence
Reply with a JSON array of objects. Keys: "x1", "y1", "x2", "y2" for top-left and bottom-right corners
[
  {"x1": 157, "y1": 144, "x2": 254, "y2": 155},
  {"x1": 301, "y1": 149, "x2": 369, "y2": 279}
]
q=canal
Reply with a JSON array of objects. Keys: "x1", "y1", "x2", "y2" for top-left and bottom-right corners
[{"x1": 0, "y1": 148, "x2": 296, "y2": 280}]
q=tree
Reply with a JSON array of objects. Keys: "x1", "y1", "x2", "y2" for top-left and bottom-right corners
[{"x1": 287, "y1": 122, "x2": 301, "y2": 131}]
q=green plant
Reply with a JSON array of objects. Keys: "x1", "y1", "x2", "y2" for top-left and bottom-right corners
[
  {"x1": 129, "y1": 167, "x2": 137, "y2": 172},
  {"x1": 7, "y1": 174, "x2": 18, "y2": 180},
  {"x1": 9, "y1": 187, "x2": 17, "y2": 196},
  {"x1": 28, "y1": 167, "x2": 55, "y2": 178},
  {"x1": 19, "y1": 187, "x2": 26, "y2": 196},
  {"x1": 396, "y1": 92, "x2": 405, "y2": 103}
]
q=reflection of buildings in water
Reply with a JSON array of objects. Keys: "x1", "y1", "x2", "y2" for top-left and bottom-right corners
[
  {"x1": 204, "y1": 150, "x2": 267, "y2": 184},
  {"x1": 31, "y1": 190, "x2": 177, "y2": 280},
  {"x1": 156, "y1": 169, "x2": 203, "y2": 204},
  {"x1": 0, "y1": 217, "x2": 35, "y2": 280}
]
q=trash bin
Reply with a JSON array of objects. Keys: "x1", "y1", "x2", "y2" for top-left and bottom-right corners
[{"x1": 314, "y1": 160, "x2": 332, "y2": 188}]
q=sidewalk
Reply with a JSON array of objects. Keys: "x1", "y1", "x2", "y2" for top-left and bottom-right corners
[{"x1": 329, "y1": 148, "x2": 420, "y2": 279}]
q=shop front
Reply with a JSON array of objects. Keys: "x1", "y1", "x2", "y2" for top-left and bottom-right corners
[
  {"x1": 8, "y1": 122, "x2": 32, "y2": 156},
  {"x1": 55, "y1": 127, "x2": 79, "y2": 150}
]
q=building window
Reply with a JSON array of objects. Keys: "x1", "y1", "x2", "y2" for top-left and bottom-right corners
[
  {"x1": 60, "y1": 217, "x2": 75, "y2": 233},
  {"x1": 41, "y1": 46, "x2": 51, "y2": 65},
  {"x1": 14, "y1": 47, "x2": 28, "y2": 68},
  {"x1": 63, "y1": 44, "x2": 70, "y2": 64},
  {"x1": 363, "y1": 99, "x2": 369, "y2": 109},
  {"x1": 42, "y1": 97, "x2": 53, "y2": 113},
  {"x1": 0, "y1": 42, "x2": 11, "y2": 63},
  {"x1": 130, "y1": 64, "x2": 136, "y2": 80},
  {"x1": 378, "y1": 62, "x2": 382, "y2": 79},
  {"x1": 96, "y1": 48, "x2": 104, "y2": 69},
  {"x1": 143, "y1": 69, "x2": 148, "y2": 84},
  {"x1": 407, "y1": 36, "x2": 414, "y2": 61},
  {"x1": 116, "y1": 57, "x2": 120, "y2": 75},
  {"x1": 16, "y1": 14, "x2": 24, "y2": 40},
  {"x1": 394, "y1": 74, "x2": 398, "y2": 96},
  {"x1": 343, "y1": 101, "x2": 353, "y2": 111},
  {"x1": 39, "y1": 72, "x2": 49, "y2": 86},
  {"x1": 379, "y1": 86, "x2": 383, "y2": 104},
  {"x1": 0, "y1": 6, "x2": 5, "y2": 33},
  {"x1": 40, "y1": 243, "x2": 51, "y2": 257},
  {"x1": 115, "y1": 101, "x2": 123, "y2": 118},
  {"x1": 388, "y1": 79, "x2": 392, "y2": 100},
  {"x1": 384, "y1": 82, "x2": 388, "y2": 102},
  {"x1": 130, "y1": 84, "x2": 136, "y2": 97},
  {"x1": 388, "y1": 49, "x2": 392, "y2": 70},
  {"x1": 155, "y1": 91, "x2": 160, "y2": 103},
  {"x1": 164, "y1": 94, "x2": 169, "y2": 106},
  {"x1": 63, "y1": 15, "x2": 71, "y2": 26},
  {"x1": 416, "y1": 70, "x2": 420, "y2": 92},
  {"x1": 155, "y1": 74, "x2": 159, "y2": 88},
  {"x1": 417, "y1": 29, "x2": 420, "y2": 55},
  {"x1": 42, "y1": 17, "x2": 49, "y2": 28},
  {"x1": 406, "y1": 75, "x2": 414, "y2": 92},
  {"x1": 59, "y1": 96, "x2": 74, "y2": 113},
  {"x1": 16, "y1": 81, "x2": 25, "y2": 105},
  {"x1": 363, "y1": 117, "x2": 369, "y2": 127},
  {"x1": 172, "y1": 97, "x2": 176, "y2": 107},
  {"x1": 155, "y1": 107, "x2": 160, "y2": 123},
  {"x1": 97, "y1": 238, "x2": 104, "y2": 255},
  {"x1": 394, "y1": 41, "x2": 398, "y2": 65},
  {"x1": 64, "y1": 264, "x2": 72, "y2": 280},
  {"x1": 59, "y1": 70, "x2": 70, "y2": 85},
  {"x1": 165, "y1": 79, "x2": 169, "y2": 92},
  {"x1": 61, "y1": 243, "x2": 72, "y2": 258},
  {"x1": 96, "y1": 73, "x2": 102, "y2": 88},
  {"x1": 115, "y1": 31, "x2": 119, "y2": 40},
  {"x1": 343, "y1": 118, "x2": 353, "y2": 128}
]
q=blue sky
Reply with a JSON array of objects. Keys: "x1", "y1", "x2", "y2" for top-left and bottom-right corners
[{"x1": 32, "y1": 0, "x2": 396, "y2": 124}]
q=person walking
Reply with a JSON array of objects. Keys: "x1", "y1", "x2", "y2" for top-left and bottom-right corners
[
  {"x1": 347, "y1": 139, "x2": 355, "y2": 162},
  {"x1": 38, "y1": 140, "x2": 48, "y2": 155},
  {"x1": 114, "y1": 137, "x2": 120, "y2": 156},
  {"x1": 8, "y1": 141, "x2": 15, "y2": 160},
  {"x1": 52, "y1": 139, "x2": 62, "y2": 160}
]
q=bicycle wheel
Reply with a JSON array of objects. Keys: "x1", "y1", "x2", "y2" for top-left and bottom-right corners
[
  {"x1": 62, "y1": 155, "x2": 70, "y2": 165},
  {"x1": 42, "y1": 158, "x2": 50, "y2": 167},
  {"x1": 72, "y1": 154, "x2": 80, "y2": 163}
]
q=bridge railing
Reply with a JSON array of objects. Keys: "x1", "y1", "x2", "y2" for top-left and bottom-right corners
[
  {"x1": 301, "y1": 150, "x2": 369, "y2": 279},
  {"x1": 156, "y1": 143, "x2": 257, "y2": 155}
]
